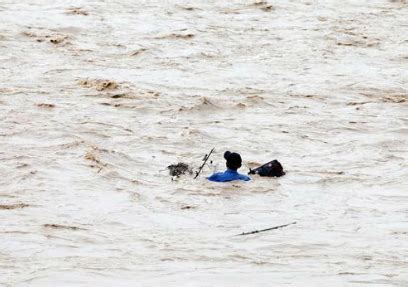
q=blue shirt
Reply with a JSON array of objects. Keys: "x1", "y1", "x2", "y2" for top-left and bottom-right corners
[{"x1": 207, "y1": 169, "x2": 251, "y2": 182}]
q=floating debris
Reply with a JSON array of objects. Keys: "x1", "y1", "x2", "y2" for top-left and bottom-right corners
[
  {"x1": 167, "y1": 162, "x2": 192, "y2": 177},
  {"x1": 43, "y1": 224, "x2": 86, "y2": 230}
]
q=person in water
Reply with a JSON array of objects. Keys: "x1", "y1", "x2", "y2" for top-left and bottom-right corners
[{"x1": 207, "y1": 151, "x2": 251, "y2": 182}]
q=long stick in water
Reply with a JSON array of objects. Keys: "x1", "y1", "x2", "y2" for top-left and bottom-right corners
[
  {"x1": 237, "y1": 222, "x2": 296, "y2": 236},
  {"x1": 194, "y1": 148, "x2": 215, "y2": 179}
]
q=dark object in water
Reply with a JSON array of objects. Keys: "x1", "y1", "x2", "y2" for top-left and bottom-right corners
[
  {"x1": 248, "y1": 159, "x2": 285, "y2": 177},
  {"x1": 168, "y1": 162, "x2": 192, "y2": 177},
  {"x1": 236, "y1": 222, "x2": 296, "y2": 236}
]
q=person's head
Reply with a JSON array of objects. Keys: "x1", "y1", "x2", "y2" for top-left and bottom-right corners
[{"x1": 224, "y1": 151, "x2": 242, "y2": 171}]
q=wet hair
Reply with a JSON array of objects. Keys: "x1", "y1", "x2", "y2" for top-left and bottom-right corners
[{"x1": 224, "y1": 151, "x2": 242, "y2": 170}]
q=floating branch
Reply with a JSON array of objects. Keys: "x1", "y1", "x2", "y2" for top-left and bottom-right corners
[{"x1": 237, "y1": 222, "x2": 296, "y2": 236}]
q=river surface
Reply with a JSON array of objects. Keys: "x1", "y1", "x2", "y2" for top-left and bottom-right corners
[{"x1": 1, "y1": 0, "x2": 407, "y2": 286}]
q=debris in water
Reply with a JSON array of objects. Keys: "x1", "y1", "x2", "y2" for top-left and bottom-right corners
[
  {"x1": 43, "y1": 224, "x2": 86, "y2": 230},
  {"x1": 237, "y1": 222, "x2": 296, "y2": 236},
  {"x1": 167, "y1": 162, "x2": 192, "y2": 177}
]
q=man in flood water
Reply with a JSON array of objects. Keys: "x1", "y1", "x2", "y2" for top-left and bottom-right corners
[{"x1": 207, "y1": 151, "x2": 251, "y2": 182}]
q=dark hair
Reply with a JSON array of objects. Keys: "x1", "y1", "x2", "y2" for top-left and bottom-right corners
[{"x1": 224, "y1": 151, "x2": 242, "y2": 170}]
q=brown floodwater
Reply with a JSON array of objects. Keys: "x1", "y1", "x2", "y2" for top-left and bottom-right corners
[{"x1": 0, "y1": 0, "x2": 407, "y2": 286}]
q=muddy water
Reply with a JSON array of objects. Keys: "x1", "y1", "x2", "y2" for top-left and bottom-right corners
[{"x1": 0, "y1": 0, "x2": 407, "y2": 286}]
